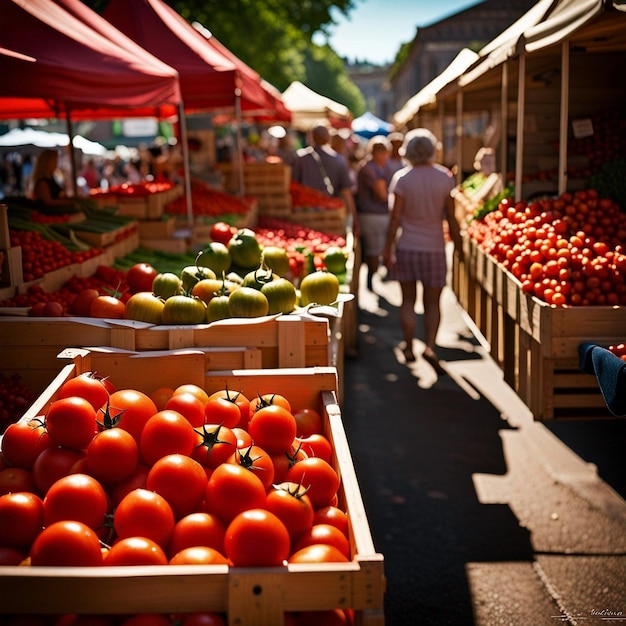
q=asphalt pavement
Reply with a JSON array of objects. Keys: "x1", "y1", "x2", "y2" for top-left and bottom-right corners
[{"x1": 341, "y1": 260, "x2": 626, "y2": 626}]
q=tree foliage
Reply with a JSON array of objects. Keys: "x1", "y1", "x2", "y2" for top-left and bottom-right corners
[{"x1": 85, "y1": 0, "x2": 366, "y2": 114}]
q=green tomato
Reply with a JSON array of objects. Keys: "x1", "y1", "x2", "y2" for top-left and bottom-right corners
[
  {"x1": 181, "y1": 265, "x2": 217, "y2": 292},
  {"x1": 261, "y1": 246, "x2": 290, "y2": 277},
  {"x1": 299, "y1": 271, "x2": 340, "y2": 306},
  {"x1": 152, "y1": 272, "x2": 181, "y2": 300},
  {"x1": 124, "y1": 292, "x2": 164, "y2": 325},
  {"x1": 207, "y1": 294, "x2": 231, "y2": 322},
  {"x1": 227, "y1": 228, "x2": 262, "y2": 270},
  {"x1": 162, "y1": 295, "x2": 207, "y2": 325},
  {"x1": 228, "y1": 286, "x2": 269, "y2": 318},
  {"x1": 260, "y1": 277, "x2": 297, "y2": 314},
  {"x1": 242, "y1": 267, "x2": 278, "y2": 290},
  {"x1": 196, "y1": 242, "x2": 231, "y2": 276},
  {"x1": 323, "y1": 246, "x2": 348, "y2": 275}
]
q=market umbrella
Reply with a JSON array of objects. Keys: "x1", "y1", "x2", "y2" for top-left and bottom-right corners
[
  {"x1": 351, "y1": 111, "x2": 394, "y2": 139},
  {"x1": 0, "y1": 0, "x2": 181, "y2": 119},
  {"x1": 281, "y1": 81, "x2": 351, "y2": 131},
  {"x1": 0, "y1": 0, "x2": 181, "y2": 195},
  {"x1": 0, "y1": 127, "x2": 108, "y2": 156}
]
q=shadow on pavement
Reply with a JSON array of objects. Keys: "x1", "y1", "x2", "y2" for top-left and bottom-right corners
[{"x1": 343, "y1": 297, "x2": 535, "y2": 625}]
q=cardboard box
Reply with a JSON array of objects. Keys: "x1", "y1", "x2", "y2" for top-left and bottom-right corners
[{"x1": 0, "y1": 349, "x2": 385, "y2": 625}]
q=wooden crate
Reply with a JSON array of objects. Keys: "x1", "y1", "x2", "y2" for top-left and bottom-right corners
[
  {"x1": 0, "y1": 349, "x2": 385, "y2": 625},
  {"x1": 0, "y1": 314, "x2": 331, "y2": 399},
  {"x1": 72, "y1": 222, "x2": 139, "y2": 248},
  {"x1": 460, "y1": 238, "x2": 626, "y2": 420},
  {"x1": 137, "y1": 216, "x2": 177, "y2": 240},
  {"x1": 290, "y1": 206, "x2": 347, "y2": 236}
]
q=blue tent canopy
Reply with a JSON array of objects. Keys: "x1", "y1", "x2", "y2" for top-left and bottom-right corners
[{"x1": 351, "y1": 111, "x2": 394, "y2": 139}]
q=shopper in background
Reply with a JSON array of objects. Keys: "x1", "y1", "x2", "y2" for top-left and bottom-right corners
[
  {"x1": 386, "y1": 131, "x2": 405, "y2": 176},
  {"x1": 30, "y1": 149, "x2": 76, "y2": 211},
  {"x1": 356, "y1": 135, "x2": 393, "y2": 291},
  {"x1": 382, "y1": 129, "x2": 463, "y2": 371},
  {"x1": 292, "y1": 124, "x2": 358, "y2": 235}
]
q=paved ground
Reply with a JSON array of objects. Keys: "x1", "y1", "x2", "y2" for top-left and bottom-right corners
[{"x1": 341, "y1": 262, "x2": 626, "y2": 626}]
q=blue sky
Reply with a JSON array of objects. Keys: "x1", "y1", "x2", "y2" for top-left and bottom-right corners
[{"x1": 315, "y1": 0, "x2": 482, "y2": 65}]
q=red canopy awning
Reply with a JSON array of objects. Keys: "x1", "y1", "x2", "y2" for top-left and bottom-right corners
[
  {"x1": 191, "y1": 21, "x2": 291, "y2": 123},
  {"x1": 102, "y1": 0, "x2": 271, "y2": 116},
  {"x1": 0, "y1": 0, "x2": 181, "y2": 120}
]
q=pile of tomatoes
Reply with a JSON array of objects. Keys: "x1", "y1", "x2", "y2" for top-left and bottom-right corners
[
  {"x1": 467, "y1": 188, "x2": 626, "y2": 306},
  {"x1": 10, "y1": 229, "x2": 105, "y2": 283},
  {"x1": 0, "y1": 372, "x2": 351, "y2": 573},
  {"x1": 163, "y1": 180, "x2": 252, "y2": 218}
]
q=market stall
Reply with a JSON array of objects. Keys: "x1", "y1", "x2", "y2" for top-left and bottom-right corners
[{"x1": 420, "y1": 0, "x2": 626, "y2": 420}]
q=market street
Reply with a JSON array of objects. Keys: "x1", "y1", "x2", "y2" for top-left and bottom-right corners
[{"x1": 342, "y1": 261, "x2": 626, "y2": 626}]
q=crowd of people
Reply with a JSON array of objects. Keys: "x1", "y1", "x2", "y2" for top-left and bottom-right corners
[{"x1": 1, "y1": 119, "x2": 463, "y2": 373}]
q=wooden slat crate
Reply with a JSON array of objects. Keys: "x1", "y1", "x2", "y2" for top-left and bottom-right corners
[
  {"x1": 458, "y1": 237, "x2": 626, "y2": 420},
  {"x1": 0, "y1": 314, "x2": 331, "y2": 399},
  {"x1": 290, "y1": 206, "x2": 347, "y2": 236},
  {"x1": 0, "y1": 349, "x2": 385, "y2": 626}
]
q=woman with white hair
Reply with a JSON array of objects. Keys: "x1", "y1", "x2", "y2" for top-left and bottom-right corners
[{"x1": 382, "y1": 129, "x2": 463, "y2": 371}]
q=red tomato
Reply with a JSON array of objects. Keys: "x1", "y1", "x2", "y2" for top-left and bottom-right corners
[
  {"x1": 86, "y1": 427, "x2": 139, "y2": 485},
  {"x1": 292, "y1": 407, "x2": 323, "y2": 437},
  {"x1": 285, "y1": 457, "x2": 339, "y2": 510},
  {"x1": 90, "y1": 295, "x2": 126, "y2": 319},
  {"x1": 70, "y1": 288, "x2": 100, "y2": 316},
  {"x1": 288, "y1": 543, "x2": 349, "y2": 564},
  {"x1": 104, "y1": 536, "x2": 168, "y2": 566},
  {"x1": 149, "y1": 387, "x2": 175, "y2": 412},
  {"x1": 140, "y1": 410, "x2": 197, "y2": 466},
  {"x1": 165, "y1": 392, "x2": 206, "y2": 428},
  {"x1": 30, "y1": 520, "x2": 103, "y2": 566},
  {"x1": 0, "y1": 467, "x2": 38, "y2": 496},
  {"x1": 292, "y1": 523, "x2": 350, "y2": 559},
  {"x1": 204, "y1": 396, "x2": 241, "y2": 429},
  {"x1": 297, "y1": 433, "x2": 333, "y2": 463},
  {"x1": 126, "y1": 263, "x2": 159, "y2": 294},
  {"x1": 1, "y1": 419, "x2": 52, "y2": 470},
  {"x1": 57, "y1": 372, "x2": 110, "y2": 413},
  {"x1": 270, "y1": 444, "x2": 308, "y2": 484},
  {"x1": 169, "y1": 546, "x2": 230, "y2": 566},
  {"x1": 227, "y1": 444, "x2": 275, "y2": 491},
  {"x1": 0, "y1": 492, "x2": 44, "y2": 548},
  {"x1": 207, "y1": 388, "x2": 251, "y2": 429},
  {"x1": 43, "y1": 473, "x2": 109, "y2": 531},
  {"x1": 175, "y1": 613, "x2": 227, "y2": 626},
  {"x1": 312, "y1": 506, "x2": 349, "y2": 537},
  {"x1": 0, "y1": 546, "x2": 26, "y2": 565},
  {"x1": 265, "y1": 482, "x2": 314, "y2": 542},
  {"x1": 32, "y1": 446, "x2": 85, "y2": 495},
  {"x1": 45, "y1": 396, "x2": 98, "y2": 450},
  {"x1": 249, "y1": 392, "x2": 291, "y2": 418},
  {"x1": 224, "y1": 508, "x2": 290, "y2": 567},
  {"x1": 104, "y1": 389, "x2": 157, "y2": 444},
  {"x1": 231, "y1": 427, "x2": 253, "y2": 449},
  {"x1": 113, "y1": 488, "x2": 175, "y2": 549},
  {"x1": 204, "y1": 463, "x2": 266, "y2": 525},
  {"x1": 146, "y1": 454, "x2": 208, "y2": 520},
  {"x1": 248, "y1": 404, "x2": 297, "y2": 454},
  {"x1": 191, "y1": 424, "x2": 237, "y2": 469},
  {"x1": 168, "y1": 512, "x2": 226, "y2": 558},
  {"x1": 173, "y1": 384, "x2": 210, "y2": 405},
  {"x1": 210, "y1": 221, "x2": 235, "y2": 246},
  {"x1": 109, "y1": 463, "x2": 149, "y2": 508}
]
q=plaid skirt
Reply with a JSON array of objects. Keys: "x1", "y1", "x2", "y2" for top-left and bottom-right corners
[{"x1": 386, "y1": 248, "x2": 447, "y2": 288}]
